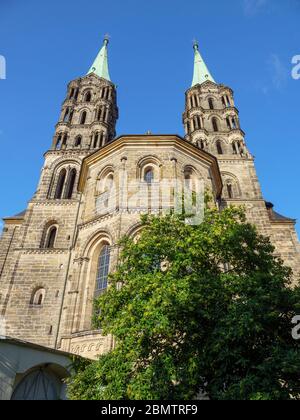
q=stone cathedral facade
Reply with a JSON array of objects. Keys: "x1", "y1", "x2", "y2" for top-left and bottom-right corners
[{"x1": 0, "y1": 38, "x2": 299, "y2": 360}]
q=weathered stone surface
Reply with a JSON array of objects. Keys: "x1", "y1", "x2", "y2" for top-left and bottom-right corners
[{"x1": 0, "y1": 73, "x2": 299, "y2": 360}]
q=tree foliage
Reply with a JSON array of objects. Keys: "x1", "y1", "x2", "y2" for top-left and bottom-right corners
[{"x1": 67, "y1": 206, "x2": 300, "y2": 400}]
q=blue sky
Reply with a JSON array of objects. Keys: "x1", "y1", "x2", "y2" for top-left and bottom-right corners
[{"x1": 0, "y1": 0, "x2": 299, "y2": 235}]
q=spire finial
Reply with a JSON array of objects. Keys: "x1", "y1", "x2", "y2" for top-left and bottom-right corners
[
  {"x1": 87, "y1": 34, "x2": 111, "y2": 81},
  {"x1": 103, "y1": 33, "x2": 110, "y2": 46},
  {"x1": 191, "y1": 39, "x2": 215, "y2": 87}
]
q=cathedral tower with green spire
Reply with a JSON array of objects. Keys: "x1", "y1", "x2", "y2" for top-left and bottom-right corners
[
  {"x1": 183, "y1": 40, "x2": 300, "y2": 274},
  {"x1": 183, "y1": 40, "x2": 253, "y2": 202},
  {"x1": 52, "y1": 36, "x2": 118, "y2": 153},
  {"x1": 0, "y1": 37, "x2": 120, "y2": 354}
]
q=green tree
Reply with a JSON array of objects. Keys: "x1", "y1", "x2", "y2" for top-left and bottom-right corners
[{"x1": 67, "y1": 206, "x2": 300, "y2": 400}]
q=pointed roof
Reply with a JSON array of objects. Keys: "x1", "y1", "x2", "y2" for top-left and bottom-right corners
[
  {"x1": 191, "y1": 41, "x2": 215, "y2": 87},
  {"x1": 87, "y1": 36, "x2": 111, "y2": 81}
]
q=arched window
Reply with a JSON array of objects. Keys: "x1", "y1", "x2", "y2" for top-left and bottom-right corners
[
  {"x1": 232, "y1": 118, "x2": 237, "y2": 129},
  {"x1": 184, "y1": 170, "x2": 191, "y2": 187},
  {"x1": 232, "y1": 142, "x2": 238, "y2": 154},
  {"x1": 98, "y1": 171, "x2": 113, "y2": 194},
  {"x1": 75, "y1": 136, "x2": 82, "y2": 148},
  {"x1": 193, "y1": 116, "x2": 198, "y2": 130},
  {"x1": 227, "y1": 183, "x2": 233, "y2": 199},
  {"x1": 31, "y1": 288, "x2": 46, "y2": 306},
  {"x1": 144, "y1": 168, "x2": 154, "y2": 184},
  {"x1": 208, "y1": 98, "x2": 214, "y2": 110},
  {"x1": 62, "y1": 134, "x2": 68, "y2": 148},
  {"x1": 80, "y1": 111, "x2": 87, "y2": 125},
  {"x1": 105, "y1": 173, "x2": 114, "y2": 190},
  {"x1": 95, "y1": 170, "x2": 115, "y2": 214},
  {"x1": 69, "y1": 88, "x2": 75, "y2": 99},
  {"x1": 194, "y1": 115, "x2": 202, "y2": 130},
  {"x1": 198, "y1": 140, "x2": 205, "y2": 150},
  {"x1": 223, "y1": 175, "x2": 240, "y2": 199},
  {"x1": 216, "y1": 141, "x2": 223, "y2": 155},
  {"x1": 54, "y1": 169, "x2": 66, "y2": 199},
  {"x1": 84, "y1": 91, "x2": 92, "y2": 102},
  {"x1": 63, "y1": 108, "x2": 70, "y2": 123},
  {"x1": 44, "y1": 226, "x2": 57, "y2": 249},
  {"x1": 93, "y1": 133, "x2": 99, "y2": 148},
  {"x1": 95, "y1": 245, "x2": 111, "y2": 297},
  {"x1": 55, "y1": 135, "x2": 62, "y2": 150},
  {"x1": 192, "y1": 117, "x2": 196, "y2": 130},
  {"x1": 226, "y1": 117, "x2": 231, "y2": 130},
  {"x1": 64, "y1": 169, "x2": 76, "y2": 199},
  {"x1": 184, "y1": 167, "x2": 197, "y2": 192},
  {"x1": 212, "y1": 118, "x2": 219, "y2": 132}
]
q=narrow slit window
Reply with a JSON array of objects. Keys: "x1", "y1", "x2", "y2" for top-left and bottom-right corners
[{"x1": 95, "y1": 245, "x2": 111, "y2": 297}]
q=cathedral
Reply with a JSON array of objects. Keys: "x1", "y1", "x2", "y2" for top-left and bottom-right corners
[{"x1": 0, "y1": 37, "x2": 299, "y2": 362}]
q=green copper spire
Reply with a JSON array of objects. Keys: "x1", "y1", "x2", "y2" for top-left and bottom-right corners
[
  {"x1": 87, "y1": 35, "x2": 111, "y2": 81},
  {"x1": 191, "y1": 40, "x2": 215, "y2": 87}
]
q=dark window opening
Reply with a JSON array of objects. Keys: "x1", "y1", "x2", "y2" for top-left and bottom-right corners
[
  {"x1": 216, "y1": 141, "x2": 223, "y2": 155},
  {"x1": 93, "y1": 134, "x2": 99, "y2": 148},
  {"x1": 212, "y1": 118, "x2": 219, "y2": 132},
  {"x1": 55, "y1": 136, "x2": 62, "y2": 150},
  {"x1": 227, "y1": 184, "x2": 233, "y2": 199},
  {"x1": 63, "y1": 109, "x2": 69, "y2": 123},
  {"x1": 45, "y1": 226, "x2": 57, "y2": 249},
  {"x1": 62, "y1": 134, "x2": 68, "y2": 148},
  {"x1": 85, "y1": 91, "x2": 92, "y2": 102},
  {"x1": 64, "y1": 169, "x2": 76, "y2": 199},
  {"x1": 54, "y1": 169, "x2": 66, "y2": 199},
  {"x1": 208, "y1": 98, "x2": 214, "y2": 110},
  {"x1": 75, "y1": 136, "x2": 82, "y2": 147},
  {"x1": 80, "y1": 111, "x2": 87, "y2": 125}
]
